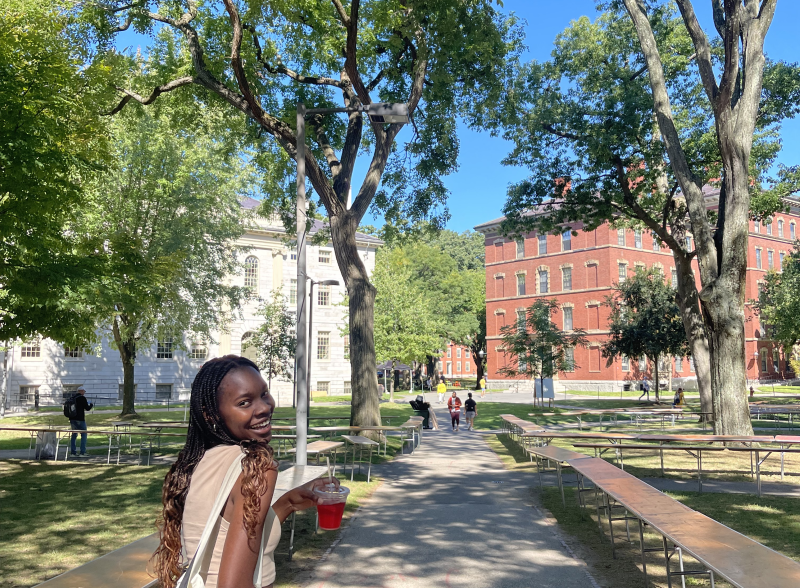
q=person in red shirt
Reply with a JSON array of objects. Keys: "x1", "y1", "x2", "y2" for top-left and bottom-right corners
[{"x1": 447, "y1": 391, "x2": 462, "y2": 431}]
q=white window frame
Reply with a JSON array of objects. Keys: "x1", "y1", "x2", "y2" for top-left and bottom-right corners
[
  {"x1": 563, "y1": 307, "x2": 573, "y2": 331},
  {"x1": 517, "y1": 273, "x2": 526, "y2": 296},
  {"x1": 538, "y1": 234, "x2": 547, "y2": 255},
  {"x1": 318, "y1": 250, "x2": 332, "y2": 264},
  {"x1": 317, "y1": 331, "x2": 330, "y2": 360},
  {"x1": 318, "y1": 284, "x2": 331, "y2": 306},
  {"x1": 562, "y1": 230, "x2": 571, "y2": 252},
  {"x1": 155, "y1": 383, "x2": 173, "y2": 400},
  {"x1": 156, "y1": 337, "x2": 174, "y2": 360},
  {"x1": 21, "y1": 339, "x2": 41, "y2": 359},
  {"x1": 617, "y1": 229, "x2": 625, "y2": 246},
  {"x1": 516, "y1": 239, "x2": 524, "y2": 259},
  {"x1": 244, "y1": 256, "x2": 259, "y2": 293},
  {"x1": 634, "y1": 230, "x2": 642, "y2": 249}
]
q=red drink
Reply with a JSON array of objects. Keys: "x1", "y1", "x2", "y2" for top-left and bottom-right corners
[
  {"x1": 314, "y1": 484, "x2": 350, "y2": 531},
  {"x1": 317, "y1": 500, "x2": 346, "y2": 530}
]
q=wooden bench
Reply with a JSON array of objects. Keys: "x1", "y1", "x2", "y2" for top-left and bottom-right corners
[
  {"x1": 34, "y1": 465, "x2": 328, "y2": 587},
  {"x1": 572, "y1": 442, "x2": 725, "y2": 492},
  {"x1": 568, "y1": 456, "x2": 800, "y2": 587},
  {"x1": 726, "y1": 445, "x2": 800, "y2": 497},
  {"x1": 288, "y1": 440, "x2": 343, "y2": 471}
]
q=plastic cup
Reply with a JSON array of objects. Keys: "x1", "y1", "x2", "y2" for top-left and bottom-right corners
[{"x1": 314, "y1": 484, "x2": 350, "y2": 530}]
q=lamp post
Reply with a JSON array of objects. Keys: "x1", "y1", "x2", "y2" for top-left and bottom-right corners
[{"x1": 295, "y1": 101, "x2": 408, "y2": 465}]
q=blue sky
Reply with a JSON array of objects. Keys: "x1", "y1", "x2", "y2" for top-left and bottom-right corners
[{"x1": 118, "y1": 2, "x2": 800, "y2": 233}]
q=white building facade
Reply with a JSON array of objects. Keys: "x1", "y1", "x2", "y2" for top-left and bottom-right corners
[{"x1": 1, "y1": 199, "x2": 381, "y2": 411}]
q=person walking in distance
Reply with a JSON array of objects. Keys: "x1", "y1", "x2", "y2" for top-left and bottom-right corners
[
  {"x1": 638, "y1": 375, "x2": 650, "y2": 402},
  {"x1": 69, "y1": 387, "x2": 93, "y2": 456},
  {"x1": 447, "y1": 391, "x2": 462, "y2": 431},
  {"x1": 437, "y1": 379, "x2": 447, "y2": 404},
  {"x1": 464, "y1": 392, "x2": 477, "y2": 431},
  {"x1": 479, "y1": 377, "x2": 487, "y2": 399}
]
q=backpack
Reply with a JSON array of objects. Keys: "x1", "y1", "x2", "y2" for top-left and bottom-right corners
[{"x1": 63, "y1": 395, "x2": 79, "y2": 419}]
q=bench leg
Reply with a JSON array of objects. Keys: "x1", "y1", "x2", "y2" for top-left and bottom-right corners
[
  {"x1": 557, "y1": 462, "x2": 565, "y2": 507},
  {"x1": 367, "y1": 445, "x2": 373, "y2": 483},
  {"x1": 663, "y1": 537, "x2": 673, "y2": 588},
  {"x1": 605, "y1": 493, "x2": 616, "y2": 559}
]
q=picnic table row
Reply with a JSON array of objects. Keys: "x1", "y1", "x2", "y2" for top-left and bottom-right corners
[
  {"x1": 509, "y1": 424, "x2": 800, "y2": 497},
  {"x1": 525, "y1": 444, "x2": 800, "y2": 588}
]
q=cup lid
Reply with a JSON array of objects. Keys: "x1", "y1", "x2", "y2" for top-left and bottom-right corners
[{"x1": 313, "y1": 484, "x2": 350, "y2": 499}]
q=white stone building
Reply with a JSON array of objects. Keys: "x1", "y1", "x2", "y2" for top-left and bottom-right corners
[{"x1": 0, "y1": 198, "x2": 381, "y2": 411}]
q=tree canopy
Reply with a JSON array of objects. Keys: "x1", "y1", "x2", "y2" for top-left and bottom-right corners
[
  {"x1": 757, "y1": 244, "x2": 800, "y2": 352},
  {"x1": 249, "y1": 291, "x2": 297, "y2": 397}
]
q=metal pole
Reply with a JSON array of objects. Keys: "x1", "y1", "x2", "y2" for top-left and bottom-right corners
[
  {"x1": 307, "y1": 280, "x2": 315, "y2": 433},
  {"x1": 295, "y1": 103, "x2": 308, "y2": 466}
]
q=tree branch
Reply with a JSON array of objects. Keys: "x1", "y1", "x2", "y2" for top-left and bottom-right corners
[
  {"x1": 542, "y1": 123, "x2": 589, "y2": 142},
  {"x1": 330, "y1": 0, "x2": 350, "y2": 27},
  {"x1": 674, "y1": 0, "x2": 720, "y2": 106},
  {"x1": 343, "y1": 0, "x2": 372, "y2": 105},
  {"x1": 105, "y1": 76, "x2": 195, "y2": 115}
]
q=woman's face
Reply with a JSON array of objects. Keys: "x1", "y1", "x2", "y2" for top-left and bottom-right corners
[{"x1": 217, "y1": 366, "x2": 275, "y2": 442}]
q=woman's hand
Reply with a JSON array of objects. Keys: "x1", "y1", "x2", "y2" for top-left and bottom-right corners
[{"x1": 273, "y1": 477, "x2": 340, "y2": 523}]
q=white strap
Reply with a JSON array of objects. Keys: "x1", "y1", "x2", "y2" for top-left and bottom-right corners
[{"x1": 179, "y1": 451, "x2": 268, "y2": 588}]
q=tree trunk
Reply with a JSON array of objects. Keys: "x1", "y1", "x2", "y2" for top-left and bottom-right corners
[
  {"x1": 112, "y1": 317, "x2": 138, "y2": 418},
  {"x1": 390, "y1": 359, "x2": 397, "y2": 403},
  {"x1": 330, "y1": 215, "x2": 381, "y2": 427},
  {"x1": 652, "y1": 356, "x2": 660, "y2": 404},
  {"x1": 471, "y1": 343, "x2": 484, "y2": 390}
]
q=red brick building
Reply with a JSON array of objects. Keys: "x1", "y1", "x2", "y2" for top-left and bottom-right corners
[
  {"x1": 475, "y1": 196, "x2": 800, "y2": 392},
  {"x1": 436, "y1": 342, "x2": 476, "y2": 380}
]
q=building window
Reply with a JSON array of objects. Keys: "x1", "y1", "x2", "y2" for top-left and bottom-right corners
[
  {"x1": 652, "y1": 233, "x2": 660, "y2": 251},
  {"x1": 290, "y1": 251, "x2": 297, "y2": 261},
  {"x1": 564, "y1": 348, "x2": 575, "y2": 372},
  {"x1": 190, "y1": 340, "x2": 208, "y2": 360},
  {"x1": 516, "y1": 309, "x2": 526, "y2": 332},
  {"x1": 756, "y1": 248, "x2": 762, "y2": 269},
  {"x1": 675, "y1": 356, "x2": 683, "y2": 372},
  {"x1": 772, "y1": 348, "x2": 780, "y2": 372},
  {"x1": 466, "y1": 361, "x2": 471, "y2": 372},
  {"x1": 456, "y1": 348, "x2": 462, "y2": 358},
  {"x1": 244, "y1": 256, "x2": 259, "y2": 293},
  {"x1": 768, "y1": 250, "x2": 774, "y2": 270},
  {"x1": 21, "y1": 339, "x2": 41, "y2": 358},
  {"x1": 64, "y1": 346, "x2": 83, "y2": 359},
  {"x1": 780, "y1": 252, "x2": 785, "y2": 270},
  {"x1": 343, "y1": 335, "x2": 350, "y2": 360},
  {"x1": 538, "y1": 270, "x2": 549, "y2": 293},
  {"x1": 156, "y1": 337, "x2": 173, "y2": 359},
  {"x1": 766, "y1": 221, "x2": 773, "y2": 236},
  {"x1": 562, "y1": 230, "x2": 572, "y2": 251},
  {"x1": 562, "y1": 267, "x2": 572, "y2": 291},
  {"x1": 316, "y1": 381, "x2": 330, "y2": 395},
  {"x1": 447, "y1": 348, "x2": 452, "y2": 358},
  {"x1": 289, "y1": 279, "x2": 297, "y2": 305},
  {"x1": 19, "y1": 385, "x2": 39, "y2": 406},
  {"x1": 671, "y1": 269, "x2": 678, "y2": 289},
  {"x1": 319, "y1": 250, "x2": 332, "y2": 264},
  {"x1": 634, "y1": 230, "x2": 642, "y2": 249},
  {"x1": 760, "y1": 348, "x2": 768, "y2": 372},
  {"x1": 754, "y1": 220, "x2": 760, "y2": 234},
  {"x1": 791, "y1": 223, "x2": 796, "y2": 240},
  {"x1": 343, "y1": 381, "x2": 351, "y2": 395},
  {"x1": 516, "y1": 239, "x2": 524, "y2": 259},
  {"x1": 621, "y1": 356, "x2": 630, "y2": 372},
  {"x1": 617, "y1": 229, "x2": 625, "y2": 246},
  {"x1": 538, "y1": 234, "x2": 547, "y2": 255},
  {"x1": 155, "y1": 384, "x2": 173, "y2": 400},
  {"x1": 465, "y1": 349, "x2": 471, "y2": 358},
  {"x1": 317, "y1": 331, "x2": 330, "y2": 360},
  {"x1": 563, "y1": 307, "x2": 573, "y2": 331},
  {"x1": 446, "y1": 361, "x2": 452, "y2": 375},
  {"x1": 517, "y1": 273, "x2": 526, "y2": 296},
  {"x1": 456, "y1": 361, "x2": 461, "y2": 373},
  {"x1": 318, "y1": 284, "x2": 331, "y2": 306},
  {"x1": 778, "y1": 219, "x2": 784, "y2": 238},
  {"x1": 639, "y1": 357, "x2": 646, "y2": 372},
  {"x1": 241, "y1": 332, "x2": 258, "y2": 362},
  {"x1": 618, "y1": 263, "x2": 627, "y2": 283}
]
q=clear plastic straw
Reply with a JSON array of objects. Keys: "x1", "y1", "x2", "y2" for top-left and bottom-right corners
[{"x1": 326, "y1": 457, "x2": 333, "y2": 485}]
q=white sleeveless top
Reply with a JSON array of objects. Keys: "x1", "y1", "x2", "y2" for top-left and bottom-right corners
[{"x1": 181, "y1": 445, "x2": 282, "y2": 587}]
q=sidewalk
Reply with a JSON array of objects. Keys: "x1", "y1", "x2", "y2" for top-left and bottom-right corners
[{"x1": 303, "y1": 406, "x2": 598, "y2": 588}]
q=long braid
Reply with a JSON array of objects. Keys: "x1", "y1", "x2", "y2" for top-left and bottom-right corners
[{"x1": 152, "y1": 355, "x2": 277, "y2": 588}]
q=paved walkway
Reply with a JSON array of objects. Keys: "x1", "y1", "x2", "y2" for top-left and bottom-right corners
[{"x1": 303, "y1": 406, "x2": 598, "y2": 588}]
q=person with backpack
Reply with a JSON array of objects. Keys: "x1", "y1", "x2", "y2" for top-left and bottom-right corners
[
  {"x1": 464, "y1": 392, "x2": 477, "y2": 431},
  {"x1": 447, "y1": 391, "x2": 462, "y2": 431},
  {"x1": 64, "y1": 387, "x2": 93, "y2": 456}
]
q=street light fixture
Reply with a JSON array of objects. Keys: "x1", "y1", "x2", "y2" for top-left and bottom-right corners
[{"x1": 295, "y1": 101, "x2": 408, "y2": 465}]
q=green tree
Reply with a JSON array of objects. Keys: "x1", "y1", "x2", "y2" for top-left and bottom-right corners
[
  {"x1": 372, "y1": 247, "x2": 442, "y2": 401},
  {"x1": 73, "y1": 104, "x2": 251, "y2": 416},
  {"x1": 0, "y1": 0, "x2": 111, "y2": 345},
  {"x1": 498, "y1": 299, "x2": 588, "y2": 406},
  {"x1": 90, "y1": 0, "x2": 521, "y2": 428},
  {"x1": 603, "y1": 268, "x2": 689, "y2": 403},
  {"x1": 757, "y1": 244, "x2": 800, "y2": 359},
  {"x1": 248, "y1": 291, "x2": 297, "y2": 400},
  {"x1": 498, "y1": 3, "x2": 795, "y2": 433}
]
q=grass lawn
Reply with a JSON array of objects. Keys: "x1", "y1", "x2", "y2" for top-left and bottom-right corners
[
  {"x1": 757, "y1": 385, "x2": 800, "y2": 395},
  {"x1": 0, "y1": 459, "x2": 380, "y2": 588}
]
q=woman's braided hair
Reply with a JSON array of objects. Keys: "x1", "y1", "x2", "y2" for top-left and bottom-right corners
[{"x1": 152, "y1": 355, "x2": 277, "y2": 588}]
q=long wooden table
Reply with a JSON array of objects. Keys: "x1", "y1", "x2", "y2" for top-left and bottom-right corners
[{"x1": 568, "y1": 457, "x2": 800, "y2": 588}]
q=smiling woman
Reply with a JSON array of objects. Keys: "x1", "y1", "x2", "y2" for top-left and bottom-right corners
[{"x1": 152, "y1": 356, "x2": 334, "y2": 588}]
